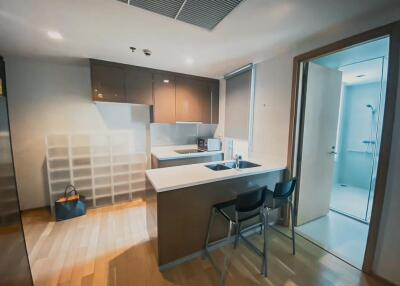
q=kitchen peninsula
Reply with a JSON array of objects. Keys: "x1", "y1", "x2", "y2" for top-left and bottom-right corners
[{"x1": 145, "y1": 160, "x2": 286, "y2": 268}]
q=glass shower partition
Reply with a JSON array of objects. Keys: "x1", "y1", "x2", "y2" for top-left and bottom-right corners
[
  {"x1": 365, "y1": 56, "x2": 388, "y2": 221},
  {"x1": 330, "y1": 55, "x2": 388, "y2": 222}
]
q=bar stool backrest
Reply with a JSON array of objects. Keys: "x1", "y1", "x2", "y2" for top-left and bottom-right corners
[
  {"x1": 235, "y1": 187, "x2": 267, "y2": 212},
  {"x1": 273, "y1": 178, "x2": 297, "y2": 200}
]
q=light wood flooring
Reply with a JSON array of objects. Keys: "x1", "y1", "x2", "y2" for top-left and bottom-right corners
[{"x1": 22, "y1": 200, "x2": 390, "y2": 286}]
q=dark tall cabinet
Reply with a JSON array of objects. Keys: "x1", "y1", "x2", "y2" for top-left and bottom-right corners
[
  {"x1": 175, "y1": 76, "x2": 212, "y2": 123},
  {"x1": 0, "y1": 57, "x2": 33, "y2": 286},
  {"x1": 152, "y1": 73, "x2": 176, "y2": 123},
  {"x1": 90, "y1": 61, "x2": 125, "y2": 102},
  {"x1": 125, "y1": 66, "x2": 153, "y2": 105}
]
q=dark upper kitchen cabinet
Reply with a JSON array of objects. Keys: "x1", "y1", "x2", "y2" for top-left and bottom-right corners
[
  {"x1": 90, "y1": 59, "x2": 219, "y2": 124},
  {"x1": 125, "y1": 66, "x2": 153, "y2": 105},
  {"x1": 152, "y1": 73, "x2": 176, "y2": 123},
  {"x1": 90, "y1": 60, "x2": 126, "y2": 102},
  {"x1": 175, "y1": 77, "x2": 212, "y2": 123}
]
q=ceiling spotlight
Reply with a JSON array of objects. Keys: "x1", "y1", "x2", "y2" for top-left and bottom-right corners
[
  {"x1": 163, "y1": 79, "x2": 169, "y2": 83},
  {"x1": 143, "y1": 49, "x2": 152, "y2": 56},
  {"x1": 185, "y1": 57, "x2": 194, "y2": 65},
  {"x1": 47, "y1": 30, "x2": 63, "y2": 40},
  {"x1": 356, "y1": 74, "x2": 366, "y2": 78},
  {"x1": 129, "y1": 47, "x2": 136, "y2": 52}
]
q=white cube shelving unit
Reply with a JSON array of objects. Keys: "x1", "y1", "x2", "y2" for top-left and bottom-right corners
[{"x1": 45, "y1": 131, "x2": 147, "y2": 214}]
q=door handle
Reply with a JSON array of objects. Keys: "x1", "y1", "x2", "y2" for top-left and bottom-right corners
[{"x1": 328, "y1": 151, "x2": 337, "y2": 155}]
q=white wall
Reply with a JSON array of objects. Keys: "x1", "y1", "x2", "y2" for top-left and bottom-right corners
[
  {"x1": 5, "y1": 57, "x2": 150, "y2": 210},
  {"x1": 218, "y1": 8, "x2": 400, "y2": 284},
  {"x1": 250, "y1": 53, "x2": 293, "y2": 166}
]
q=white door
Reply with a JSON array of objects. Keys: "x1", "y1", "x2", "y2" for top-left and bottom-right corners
[{"x1": 296, "y1": 62, "x2": 343, "y2": 226}]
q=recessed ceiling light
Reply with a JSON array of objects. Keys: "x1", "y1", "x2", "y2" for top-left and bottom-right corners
[
  {"x1": 356, "y1": 74, "x2": 366, "y2": 78},
  {"x1": 47, "y1": 30, "x2": 63, "y2": 40},
  {"x1": 163, "y1": 79, "x2": 169, "y2": 83},
  {"x1": 185, "y1": 57, "x2": 194, "y2": 65}
]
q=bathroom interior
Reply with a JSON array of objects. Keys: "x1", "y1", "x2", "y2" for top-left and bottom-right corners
[{"x1": 295, "y1": 36, "x2": 389, "y2": 268}]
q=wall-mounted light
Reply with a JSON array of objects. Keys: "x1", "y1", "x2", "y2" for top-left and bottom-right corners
[{"x1": 163, "y1": 79, "x2": 169, "y2": 83}]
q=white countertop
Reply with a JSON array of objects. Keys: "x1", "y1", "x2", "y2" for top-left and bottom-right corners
[
  {"x1": 151, "y1": 144, "x2": 223, "y2": 160},
  {"x1": 145, "y1": 159, "x2": 286, "y2": 192}
]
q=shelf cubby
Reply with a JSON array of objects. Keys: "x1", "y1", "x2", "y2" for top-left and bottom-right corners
[{"x1": 46, "y1": 131, "x2": 147, "y2": 214}]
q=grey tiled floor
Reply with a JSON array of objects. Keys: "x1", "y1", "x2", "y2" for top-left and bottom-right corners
[
  {"x1": 296, "y1": 211, "x2": 368, "y2": 269},
  {"x1": 330, "y1": 184, "x2": 373, "y2": 221}
]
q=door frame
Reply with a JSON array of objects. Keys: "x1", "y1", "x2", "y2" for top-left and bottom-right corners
[{"x1": 287, "y1": 21, "x2": 400, "y2": 273}]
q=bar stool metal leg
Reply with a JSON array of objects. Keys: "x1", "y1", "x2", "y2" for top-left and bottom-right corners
[
  {"x1": 259, "y1": 213, "x2": 263, "y2": 235},
  {"x1": 234, "y1": 223, "x2": 240, "y2": 249},
  {"x1": 220, "y1": 221, "x2": 234, "y2": 286},
  {"x1": 261, "y1": 209, "x2": 269, "y2": 277},
  {"x1": 205, "y1": 207, "x2": 216, "y2": 250},
  {"x1": 290, "y1": 201, "x2": 296, "y2": 255}
]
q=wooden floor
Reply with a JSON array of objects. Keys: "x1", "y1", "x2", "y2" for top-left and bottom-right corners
[{"x1": 22, "y1": 200, "x2": 390, "y2": 286}]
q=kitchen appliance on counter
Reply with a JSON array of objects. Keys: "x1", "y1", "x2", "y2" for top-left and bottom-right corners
[{"x1": 197, "y1": 138, "x2": 221, "y2": 151}]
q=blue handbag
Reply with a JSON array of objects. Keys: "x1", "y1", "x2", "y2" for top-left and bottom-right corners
[{"x1": 55, "y1": 184, "x2": 87, "y2": 221}]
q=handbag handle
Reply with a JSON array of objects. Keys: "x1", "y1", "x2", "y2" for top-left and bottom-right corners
[{"x1": 64, "y1": 184, "x2": 78, "y2": 198}]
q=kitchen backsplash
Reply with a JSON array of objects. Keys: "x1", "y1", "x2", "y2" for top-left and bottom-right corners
[{"x1": 150, "y1": 123, "x2": 217, "y2": 146}]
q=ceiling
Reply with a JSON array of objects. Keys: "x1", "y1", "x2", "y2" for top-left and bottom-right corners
[
  {"x1": 314, "y1": 37, "x2": 389, "y2": 85},
  {"x1": 340, "y1": 58, "x2": 386, "y2": 85},
  {"x1": 314, "y1": 37, "x2": 389, "y2": 69},
  {"x1": 0, "y1": 0, "x2": 399, "y2": 78}
]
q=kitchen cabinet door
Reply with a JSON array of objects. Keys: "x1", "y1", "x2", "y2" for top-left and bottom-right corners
[
  {"x1": 91, "y1": 61, "x2": 126, "y2": 102},
  {"x1": 125, "y1": 67, "x2": 153, "y2": 105},
  {"x1": 152, "y1": 73, "x2": 176, "y2": 123},
  {"x1": 175, "y1": 77, "x2": 212, "y2": 123}
]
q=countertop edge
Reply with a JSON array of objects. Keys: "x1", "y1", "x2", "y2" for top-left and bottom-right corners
[
  {"x1": 146, "y1": 166, "x2": 286, "y2": 193},
  {"x1": 152, "y1": 150, "x2": 223, "y2": 161}
]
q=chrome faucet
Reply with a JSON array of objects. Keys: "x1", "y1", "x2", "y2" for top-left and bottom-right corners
[{"x1": 234, "y1": 154, "x2": 242, "y2": 169}]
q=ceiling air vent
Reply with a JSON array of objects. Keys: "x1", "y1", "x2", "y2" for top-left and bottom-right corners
[
  {"x1": 120, "y1": 0, "x2": 243, "y2": 30},
  {"x1": 128, "y1": 0, "x2": 185, "y2": 18},
  {"x1": 176, "y1": 0, "x2": 243, "y2": 30}
]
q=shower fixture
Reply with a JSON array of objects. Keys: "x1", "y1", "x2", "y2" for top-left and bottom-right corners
[{"x1": 366, "y1": 104, "x2": 376, "y2": 113}]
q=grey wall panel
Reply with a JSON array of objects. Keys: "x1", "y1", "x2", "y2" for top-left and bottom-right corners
[{"x1": 225, "y1": 70, "x2": 251, "y2": 140}]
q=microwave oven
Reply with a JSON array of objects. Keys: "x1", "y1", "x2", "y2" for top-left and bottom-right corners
[{"x1": 197, "y1": 138, "x2": 221, "y2": 151}]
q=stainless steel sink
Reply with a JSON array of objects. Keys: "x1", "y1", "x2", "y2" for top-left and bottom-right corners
[
  {"x1": 205, "y1": 161, "x2": 261, "y2": 171},
  {"x1": 205, "y1": 164, "x2": 231, "y2": 171},
  {"x1": 222, "y1": 161, "x2": 261, "y2": 169}
]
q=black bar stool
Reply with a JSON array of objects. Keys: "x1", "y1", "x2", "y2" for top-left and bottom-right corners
[
  {"x1": 265, "y1": 178, "x2": 297, "y2": 255},
  {"x1": 205, "y1": 186, "x2": 269, "y2": 283}
]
